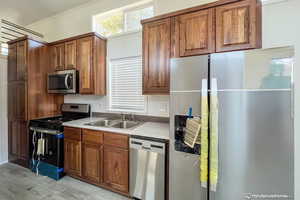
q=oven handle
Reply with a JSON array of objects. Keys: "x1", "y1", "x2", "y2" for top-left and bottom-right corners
[
  {"x1": 65, "y1": 74, "x2": 70, "y2": 90},
  {"x1": 30, "y1": 127, "x2": 62, "y2": 135}
]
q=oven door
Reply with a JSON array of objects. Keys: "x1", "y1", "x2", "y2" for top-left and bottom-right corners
[{"x1": 48, "y1": 70, "x2": 77, "y2": 94}]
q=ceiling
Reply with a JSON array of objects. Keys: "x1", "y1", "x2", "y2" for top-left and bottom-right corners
[{"x1": 0, "y1": 0, "x2": 93, "y2": 25}]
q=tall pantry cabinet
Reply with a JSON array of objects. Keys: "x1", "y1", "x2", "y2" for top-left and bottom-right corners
[{"x1": 7, "y1": 37, "x2": 63, "y2": 167}]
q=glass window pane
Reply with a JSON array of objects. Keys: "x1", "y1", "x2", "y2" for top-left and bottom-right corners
[
  {"x1": 124, "y1": 6, "x2": 154, "y2": 32},
  {"x1": 97, "y1": 12, "x2": 124, "y2": 37}
]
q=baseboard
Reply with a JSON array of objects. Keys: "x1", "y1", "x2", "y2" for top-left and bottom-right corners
[{"x1": 0, "y1": 160, "x2": 8, "y2": 165}]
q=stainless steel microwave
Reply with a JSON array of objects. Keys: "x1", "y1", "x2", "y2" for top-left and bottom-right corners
[{"x1": 47, "y1": 70, "x2": 78, "y2": 94}]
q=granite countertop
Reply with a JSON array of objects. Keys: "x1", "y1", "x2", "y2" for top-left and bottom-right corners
[{"x1": 63, "y1": 117, "x2": 170, "y2": 140}]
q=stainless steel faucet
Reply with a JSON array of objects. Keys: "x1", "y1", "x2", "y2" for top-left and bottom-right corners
[{"x1": 121, "y1": 113, "x2": 126, "y2": 121}]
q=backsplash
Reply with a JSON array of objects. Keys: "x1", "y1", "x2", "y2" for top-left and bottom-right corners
[{"x1": 64, "y1": 95, "x2": 170, "y2": 117}]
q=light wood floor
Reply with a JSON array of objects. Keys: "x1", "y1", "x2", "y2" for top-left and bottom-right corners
[{"x1": 0, "y1": 163, "x2": 131, "y2": 200}]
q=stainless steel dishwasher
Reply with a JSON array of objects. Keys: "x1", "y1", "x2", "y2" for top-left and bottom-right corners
[{"x1": 130, "y1": 136, "x2": 166, "y2": 200}]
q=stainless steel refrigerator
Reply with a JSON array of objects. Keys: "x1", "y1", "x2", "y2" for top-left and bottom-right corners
[{"x1": 169, "y1": 47, "x2": 294, "y2": 200}]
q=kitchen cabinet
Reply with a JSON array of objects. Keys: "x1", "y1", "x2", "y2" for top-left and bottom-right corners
[
  {"x1": 82, "y1": 143, "x2": 103, "y2": 183},
  {"x1": 82, "y1": 129, "x2": 103, "y2": 183},
  {"x1": 65, "y1": 40, "x2": 77, "y2": 70},
  {"x1": 103, "y1": 146, "x2": 129, "y2": 193},
  {"x1": 7, "y1": 38, "x2": 63, "y2": 168},
  {"x1": 64, "y1": 139, "x2": 82, "y2": 177},
  {"x1": 77, "y1": 37, "x2": 94, "y2": 94},
  {"x1": 64, "y1": 127, "x2": 129, "y2": 196},
  {"x1": 143, "y1": 18, "x2": 171, "y2": 94},
  {"x1": 141, "y1": 0, "x2": 261, "y2": 94},
  {"x1": 175, "y1": 8, "x2": 215, "y2": 56},
  {"x1": 50, "y1": 43, "x2": 65, "y2": 71},
  {"x1": 8, "y1": 120, "x2": 28, "y2": 167},
  {"x1": 49, "y1": 33, "x2": 107, "y2": 95},
  {"x1": 216, "y1": 0, "x2": 261, "y2": 52}
]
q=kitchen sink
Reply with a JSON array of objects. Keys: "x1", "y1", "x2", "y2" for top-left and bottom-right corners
[
  {"x1": 85, "y1": 120, "x2": 115, "y2": 127},
  {"x1": 85, "y1": 120, "x2": 141, "y2": 129},
  {"x1": 111, "y1": 121, "x2": 140, "y2": 129}
]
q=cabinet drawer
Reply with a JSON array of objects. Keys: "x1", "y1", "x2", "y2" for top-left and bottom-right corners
[
  {"x1": 104, "y1": 133, "x2": 129, "y2": 149},
  {"x1": 82, "y1": 129, "x2": 103, "y2": 144},
  {"x1": 64, "y1": 127, "x2": 81, "y2": 141}
]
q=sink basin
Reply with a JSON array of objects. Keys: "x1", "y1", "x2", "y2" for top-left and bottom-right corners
[
  {"x1": 111, "y1": 121, "x2": 140, "y2": 129},
  {"x1": 85, "y1": 120, "x2": 115, "y2": 127},
  {"x1": 85, "y1": 119, "x2": 141, "y2": 129}
]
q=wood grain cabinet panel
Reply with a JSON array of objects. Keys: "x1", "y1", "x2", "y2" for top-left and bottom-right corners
[
  {"x1": 143, "y1": 18, "x2": 171, "y2": 94},
  {"x1": 8, "y1": 43, "x2": 17, "y2": 81},
  {"x1": 65, "y1": 40, "x2": 77, "y2": 70},
  {"x1": 8, "y1": 120, "x2": 28, "y2": 166},
  {"x1": 16, "y1": 41, "x2": 27, "y2": 81},
  {"x1": 82, "y1": 143, "x2": 103, "y2": 183},
  {"x1": 64, "y1": 139, "x2": 82, "y2": 177},
  {"x1": 77, "y1": 37, "x2": 94, "y2": 94},
  {"x1": 103, "y1": 146, "x2": 129, "y2": 193},
  {"x1": 50, "y1": 43, "x2": 65, "y2": 71},
  {"x1": 177, "y1": 8, "x2": 215, "y2": 56},
  {"x1": 216, "y1": 0, "x2": 262, "y2": 52}
]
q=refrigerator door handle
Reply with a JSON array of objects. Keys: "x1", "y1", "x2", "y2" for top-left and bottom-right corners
[{"x1": 210, "y1": 78, "x2": 219, "y2": 192}]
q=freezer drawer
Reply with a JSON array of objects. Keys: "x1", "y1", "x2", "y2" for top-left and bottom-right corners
[{"x1": 130, "y1": 137, "x2": 166, "y2": 200}]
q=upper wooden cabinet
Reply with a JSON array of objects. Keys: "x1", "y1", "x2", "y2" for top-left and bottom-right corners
[
  {"x1": 142, "y1": 0, "x2": 262, "y2": 94},
  {"x1": 216, "y1": 0, "x2": 262, "y2": 52},
  {"x1": 175, "y1": 8, "x2": 215, "y2": 57},
  {"x1": 49, "y1": 33, "x2": 107, "y2": 95},
  {"x1": 77, "y1": 37, "x2": 94, "y2": 94},
  {"x1": 143, "y1": 18, "x2": 171, "y2": 94},
  {"x1": 50, "y1": 43, "x2": 65, "y2": 71},
  {"x1": 65, "y1": 40, "x2": 77, "y2": 70}
]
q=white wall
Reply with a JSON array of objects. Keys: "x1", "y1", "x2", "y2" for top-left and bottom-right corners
[
  {"x1": 27, "y1": 0, "x2": 300, "y2": 196},
  {"x1": 65, "y1": 31, "x2": 169, "y2": 117},
  {"x1": 0, "y1": 56, "x2": 8, "y2": 164}
]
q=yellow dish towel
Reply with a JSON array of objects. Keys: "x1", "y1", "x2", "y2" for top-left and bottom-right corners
[
  {"x1": 210, "y1": 78, "x2": 219, "y2": 191},
  {"x1": 200, "y1": 79, "x2": 208, "y2": 188}
]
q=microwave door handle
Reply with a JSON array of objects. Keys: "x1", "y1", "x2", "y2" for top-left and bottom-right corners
[{"x1": 65, "y1": 74, "x2": 70, "y2": 89}]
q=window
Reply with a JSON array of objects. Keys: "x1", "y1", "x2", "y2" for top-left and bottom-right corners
[
  {"x1": 94, "y1": 1, "x2": 154, "y2": 37},
  {"x1": 109, "y1": 56, "x2": 146, "y2": 112},
  {"x1": 1, "y1": 43, "x2": 8, "y2": 56}
]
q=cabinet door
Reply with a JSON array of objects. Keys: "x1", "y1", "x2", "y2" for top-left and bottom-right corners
[
  {"x1": 216, "y1": 0, "x2": 262, "y2": 52},
  {"x1": 8, "y1": 120, "x2": 28, "y2": 163},
  {"x1": 8, "y1": 120, "x2": 20, "y2": 160},
  {"x1": 19, "y1": 121, "x2": 28, "y2": 161},
  {"x1": 103, "y1": 146, "x2": 129, "y2": 193},
  {"x1": 177, "y1": 8, "x2": 215, "y2": 56},
  {"x1": 8, "y1": 43, "x2": 17, "y2": 81},
  {"x1": 8, "y1": 82, "x2": 27, "y2": 120},
  {"x1": 51, "y1": 44, "x2": 65, "y2": 71},
  {"x1": 77, "y1": 37, "x2": 94, "y2": 94},
  {"x1": 82, "y1": 143, "x2": 103, "y2": 183},
  {"x1": 64, "y1": 139, "x2": 82, "y2": 177},
  {"x1": 16, "y1": 41, "x2": 27, "y2": 81},
  {"x1": 143, "y1": 18, "x2": 171, "y2": 94},
  {"x1": 65, "y1": 40, "x2": 77, "y2": 70}
]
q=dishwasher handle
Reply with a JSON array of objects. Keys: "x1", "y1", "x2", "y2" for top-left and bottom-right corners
[{"x1": 130, "y1": 138, "x2": 166, "y2": 155}]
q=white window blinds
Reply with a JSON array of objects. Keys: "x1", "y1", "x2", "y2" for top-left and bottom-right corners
[{"x1": 109, "y1": 56, "x2": 145, "y2": 112}]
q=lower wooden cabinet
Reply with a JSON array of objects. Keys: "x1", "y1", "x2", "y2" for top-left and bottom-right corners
[
  {"x1": 82, "y1": 143, "x2": 103, "y2": 183},
  {"x1": 103, "y1": 146, "x2": 129, "y2": 193},
  {"x1": 64, "y1": 139, "x2": 82, "y2": 177},
  {"x1": 8, "y1": 120, "x2": 28, "y2": 167},
  {"x1": 64, "y1": 127, "x2": 129, "y2": 195}
]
